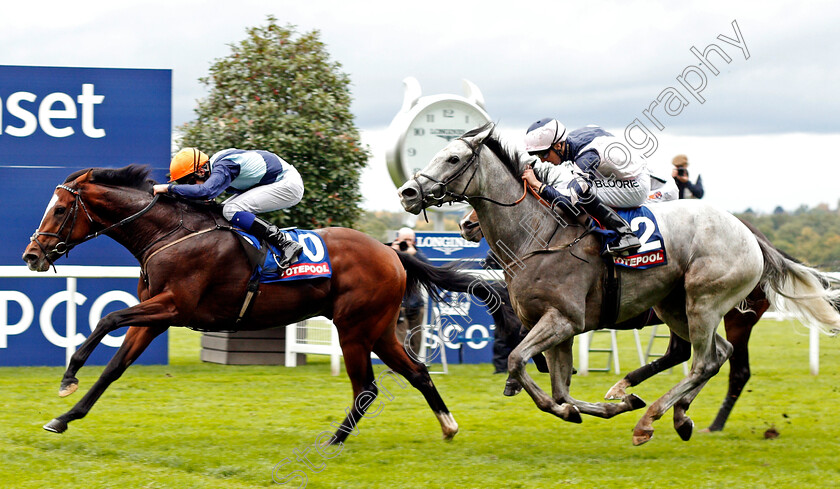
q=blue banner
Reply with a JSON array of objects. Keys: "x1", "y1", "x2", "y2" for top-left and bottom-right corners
[
  {"x1": 0, "y1": 66, "x2": 171, "y2": 366},
  {"x1": 415, "y1": 232, "x2": 497, "y2": 365}
]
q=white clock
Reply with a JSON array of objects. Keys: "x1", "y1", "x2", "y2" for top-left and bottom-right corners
[{"x1": 386, "y1": 77, "x2": 492, "y2": 190}]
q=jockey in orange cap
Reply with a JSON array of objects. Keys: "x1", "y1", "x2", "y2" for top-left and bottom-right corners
[{"x1": 153, "y1": 148, "x2": 303, "y2": 267}]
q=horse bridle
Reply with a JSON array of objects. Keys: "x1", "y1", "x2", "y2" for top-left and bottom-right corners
[
  {"x1": 30, "y1": 183, "x2": 160, "y2": 271},
  {"x1": 414, "y1": 137, "x2": 529, "y2": 208}
]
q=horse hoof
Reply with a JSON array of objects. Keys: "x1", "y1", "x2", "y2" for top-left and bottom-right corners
[
  {"x1": 58, "y1": 383, "x2": 78, "y2": 398},
  {"x1": 503, "y1": 379, "x2": 522, "y2": 397},
  {"x1": 562, "y1": 404, "x2": 582, "y2": 424},
  {"x1": 675, "y1": 418, "x2": 694, "y2": 441},
  {"x1": 43, "y1": 419, "x2": 68, "y2": 434},
  {"x1": 605, "y1": 379, "x2": 630, "y2": 400},
  {"x1": 632, "y1": 429, "x2": 653, "y2": 446},
  {"x1": 625, "y1": 394, "x2": 647, "y2": 411}
]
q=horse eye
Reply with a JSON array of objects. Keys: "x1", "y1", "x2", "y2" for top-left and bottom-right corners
[
  {"x1": 447, "y1": 155, "x2": 460, "y2": 164},
  {"x1": 54, "y1": 207, "x2": 67, "y2": 216}
]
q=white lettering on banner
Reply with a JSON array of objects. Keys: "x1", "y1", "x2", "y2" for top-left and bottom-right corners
[
  {"x1": 464, "y1": 324, "x2": 490, "y2": 350},
  {"x1": 0, "y1": 289, "x2": 133, "y2": 349},
  {"x1": 0, "y1": 83, "x2": 105, "y2": 138},
  {"x1": 88, "y1": 290, "x2": 138, "y2": 347},
  {"x1": 40, "y1": 291, "x2": 86, "y2": 348},
  {"x1": 0, "y1": 291, "x2": 34, "y2": 348}
]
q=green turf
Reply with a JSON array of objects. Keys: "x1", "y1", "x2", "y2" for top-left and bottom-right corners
[{"x1": 1, "y1": 321, "x2": 838, "y2": 488}]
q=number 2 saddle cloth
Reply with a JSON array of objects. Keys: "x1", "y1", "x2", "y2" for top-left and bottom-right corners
[{"x1": 592, "y1": 205, "x2": 667, "y2": 270}]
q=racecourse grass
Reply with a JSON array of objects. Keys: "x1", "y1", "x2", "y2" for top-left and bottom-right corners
[{"x1": 1, "y1": 320, "x2": 838, "y2": 489}]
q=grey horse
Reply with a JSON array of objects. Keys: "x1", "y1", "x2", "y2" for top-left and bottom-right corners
[{"x1": 398, "y1": 123, "x2": 840, "y2": 445}]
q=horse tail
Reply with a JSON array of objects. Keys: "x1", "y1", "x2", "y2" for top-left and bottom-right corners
[
  {"x1": 396, "y1": 251, "x2": 515, "y2": 332},
  {"x1": 755, "y1": 234, "x2": 840, "y2": 335}
]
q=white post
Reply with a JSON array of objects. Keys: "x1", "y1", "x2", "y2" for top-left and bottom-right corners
[
  {"x1": 285, "y1": 323, "x2": 297, "y2": 367},
  {"x1": 810, "y1": 325, "x2": 819, "y2": 376},
  {"x1": 65, "y1": 277, "x2": 77, "y2": 367},
  {"x1": 578, "y1": 331, "x2": 590, "y2": 376},
  {"x1": 610, "y1": 330, "x2": 620, "y2": 374},
  {"x1": 633, "y1": 330, "x2": 645, "y2": 366},
  {"x1": 330, "y1": 324, "x2": 341, "y2": 376}
]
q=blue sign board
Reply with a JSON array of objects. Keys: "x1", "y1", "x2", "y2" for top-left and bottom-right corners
[
  {"x1": 413, "y1": 231, "x2": 500, "y2": 365},
  {"x1": 1, "y1": 65, "x2": 171, "y2": 366}
]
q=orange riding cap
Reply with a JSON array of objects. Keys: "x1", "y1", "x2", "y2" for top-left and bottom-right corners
[{"x1": 169, "y1": 148, "x2": 209, "y2": 182}]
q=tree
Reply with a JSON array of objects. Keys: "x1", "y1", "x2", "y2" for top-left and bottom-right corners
[{"x1": 178, "y1": 17, "x2": 370, "y2": 228}]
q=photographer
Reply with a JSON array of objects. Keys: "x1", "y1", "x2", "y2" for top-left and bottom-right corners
[
  {"x1": 671, "y1": 154, "x2": 704, "y2": 199},
  {"x1": 390, "y1": 227, "x2": 429, "y2": 358}
]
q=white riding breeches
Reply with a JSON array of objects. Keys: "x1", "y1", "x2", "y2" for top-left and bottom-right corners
[{"x1": 221, "y1": 166, "x2": 304, "y2": 220}]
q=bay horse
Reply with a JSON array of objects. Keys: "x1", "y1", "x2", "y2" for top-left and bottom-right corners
[
  {"x1": 398, "y1": 123, "x2": 840, "y2": 445},
  {"x1": 21, "y1": 164, "x2": 495, "y2": 443},
  {"x1": 460, "y1": 208, "x2": 771, "y2": 432}
]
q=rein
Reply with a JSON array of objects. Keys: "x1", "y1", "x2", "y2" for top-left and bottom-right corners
[
  {"x1": 31, "y1": 184, "x2": 160, "y2": 272},
  {"x1": 414, "y1": 138, "x2": 553, "y2": 210}
]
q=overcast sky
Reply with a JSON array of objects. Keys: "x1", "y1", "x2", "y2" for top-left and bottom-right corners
[{"x1": 2, "y1": 0, "x2": 839, "y2": 214}]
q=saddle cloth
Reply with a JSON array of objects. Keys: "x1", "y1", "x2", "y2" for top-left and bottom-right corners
[
  {"x1": 233, "y1": 228, "x2": 332, "y2": 283},
  {"x1": 593, "y1": 205, "x2": 668, "y2": 270}
]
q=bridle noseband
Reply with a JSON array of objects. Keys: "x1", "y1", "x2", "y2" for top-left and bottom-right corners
[{"x1": 30, "y1": 183, "x2": 160, "y2": 271}]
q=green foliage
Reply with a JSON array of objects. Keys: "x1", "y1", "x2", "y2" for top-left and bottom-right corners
[
  {"x1": 178, "y1": 16, "x2": 370, "y2": 228},
  {"x1": 737, "y1": 205, "x2": 840, "y2": 270}
]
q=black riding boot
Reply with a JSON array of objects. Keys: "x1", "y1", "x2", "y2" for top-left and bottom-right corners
[
  {"x1": 250, "y1": 217, "x2": 303, "y2": 268},
  {"x1": 580, "y1": 198, "x2": 641, "y2": 256}
]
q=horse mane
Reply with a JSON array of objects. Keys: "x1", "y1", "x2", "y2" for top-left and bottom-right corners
[
  {"x1": 64, "y1": 164, "x2": 155, "y2": 192},
  {"x1": 462, "y1": 123, "x2": 529, "y2": 179}
]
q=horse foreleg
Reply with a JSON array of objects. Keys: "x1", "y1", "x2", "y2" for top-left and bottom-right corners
[
  {"x1": 44, "y1": 324, "x2": 168, "y2": 433},
  {"x1": 606, "y1": 332, "x2": 691, "y2": 400},
  {"x1": 508, "y1": 310, "x2": 581, "y2": 423},
  {"x1": 545, "y1": 342, "x2": 646, "y2": 419},
  {"x1": 372, "y1": 333, "x2": 458, "y2": 440},
  {"x1": 56, "y1": 291, "x2": 178, "y2": 398}
]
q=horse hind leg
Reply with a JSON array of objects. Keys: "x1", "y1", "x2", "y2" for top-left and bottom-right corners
[
  {"x1": 632, "y1": 323, "x2": 733, "y2": 446},
  {"x1": 328, "y1": 343, "x2": 379, "y2": 446},
  {"x1": 606, "y1": 332, "x2": 691, "y2": 400},
  {"x1": 704, "y1": 296, "x2": 765, "y2": 432},
  {"x1": 673, "y1": 333, "x2": 733, "y2": 440},
  {"x1": 372, "y1": 332, "x2": 459, "y2": 440}
]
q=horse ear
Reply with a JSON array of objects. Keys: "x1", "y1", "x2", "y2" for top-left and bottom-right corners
[{"x1": 471, "y1": 122, "x2": 495, "y2": 144}]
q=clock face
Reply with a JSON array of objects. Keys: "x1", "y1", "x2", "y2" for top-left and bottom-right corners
[{"x1": 398, "y1": 100, "x2": 490, "y2": 182}]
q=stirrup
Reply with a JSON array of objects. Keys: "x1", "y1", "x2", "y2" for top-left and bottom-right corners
[
  {"x1": 274, "y1": 240, "x2": 303, "y2": 268},
  {"x1": 606, "y1": 236, "x2": 641, "y2": 257}
]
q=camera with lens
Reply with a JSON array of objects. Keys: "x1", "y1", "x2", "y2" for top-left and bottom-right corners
[
  {"x1": 677, "y1": 168, "x2": 688, "y2": 177},
  {"x1": 398, "y1": 240, "x2": 409, "y2": 251}
]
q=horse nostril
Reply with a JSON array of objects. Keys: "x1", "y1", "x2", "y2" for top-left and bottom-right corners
[
  {"x1": 401, "y1": 187, "x2": 418, "y2": 199},
  {"x1": 22, "y1": 253, "x2": 37, "y2": 264}
]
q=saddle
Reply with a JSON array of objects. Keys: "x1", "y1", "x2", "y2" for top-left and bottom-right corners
[{"x1": 231, "y1": 228, "x2": 332, "y2": 324}]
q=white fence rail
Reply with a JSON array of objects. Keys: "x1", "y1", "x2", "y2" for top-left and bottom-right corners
[{"x1": 3, "y1": 267, "x2": 833, "y2": 374}]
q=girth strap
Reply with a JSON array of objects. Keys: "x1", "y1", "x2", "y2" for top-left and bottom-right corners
[{"x1": 600, "y1": 257, "x2": 621, "y2": 328}]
